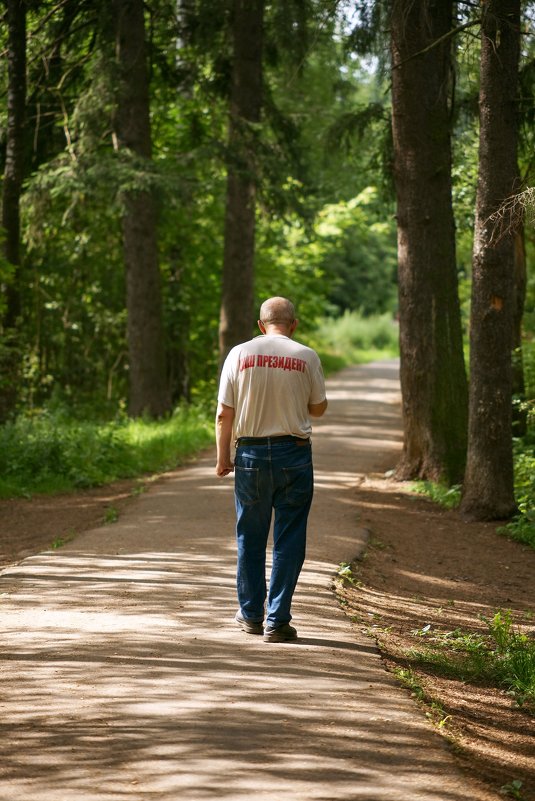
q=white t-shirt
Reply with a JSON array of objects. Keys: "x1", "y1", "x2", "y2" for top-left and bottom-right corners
[{"x1": 218, "y1": 334, "x2": 326, "y2": 440}]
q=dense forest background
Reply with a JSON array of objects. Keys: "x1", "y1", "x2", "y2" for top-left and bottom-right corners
[{"x1": 0, "y1": 1, "x2": 534, "y2": 531}]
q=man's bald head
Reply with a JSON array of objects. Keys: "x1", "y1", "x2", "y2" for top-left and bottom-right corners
[{"x1": 259, "y1": 297, "x2": 296, "y2": 325}]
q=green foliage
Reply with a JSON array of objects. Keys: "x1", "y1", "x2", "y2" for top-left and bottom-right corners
[
  {"x1": 521, "y1": 333, "x2": 535, "y2": 426},
  {"x1": 393, "y1": 666, "x2": 452, "y2": 729},
  {"x1": 406, "y1": 611, "x2": 535, "y2": 712},
  {"x1": 2, "y1": 0, "x2": 402, "y2": 417},
  {"x1": 393, "y1": 666, "x2": 427, "y2": 702},
  {"x1": 315, "y1": 189, "x2": 397, "y2": 315},
  {"x1": 452, "y1": 125, "x2": 479, "y2": 313},
  {"x1": 0, "y1": 404, "x2": 214, "y2": 498},
  {"x1": 300, "y1": 313, "x2": 399, "y2": 378},
  {"x1": 255, "y1": 187, "x2": 397, "y2": 331},
  {"x1": 104, "y1": 506, "x2": 119, "y2": 524},
  {"x1": 499, "y1": 442, "x2": 535, "y2": 548},
  {"x1": 311, "y1": 350, "x2": 348, "y2": 377},
  {"x1": 0, "y1": 248, "x2": 16, "y2": 320},
  {"x1": 417, "y1": 337, "x2": 535, "y2": 543},
  {"x1": 499, "y1": 333, "x2": 535, "y2": 545},
  {"x1": 412, "y1": 482, "x2": 462, "y2": 509},
  {"x1": 312, "y1": 311, "x2": 399, "y2": 365},
  {"x1": 255, "y1": 213, "x2": 327, "y2": 330},
  {"x1": 51, "y1": 537, "x2": 66, "y2": 549},
  {"x1": 336, "y1": 561, "x2": 362, "y2": 587},
  {"x1": 500, "y1": 779, "x2": 526, "y2": 801}
]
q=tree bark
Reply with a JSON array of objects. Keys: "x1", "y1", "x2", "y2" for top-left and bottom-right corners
[
  {"x1": 461, "y1": 0, "x2": 521, "y2": 520},
  {"x1": 2, "y1": 0, "x2": 26, "y2": 319},
  {"x1": 0, "y1": 0, "x2": 26, "y2": 423},
  {"x1": 113, "y1": 0, "x2": 171, "y2": 417},
  {"x1": 218, "y1": 0, "x2": 264, "y2": 366},
  {"x1": 390, "y1": 0, "x2": 468, "y2": 484}
]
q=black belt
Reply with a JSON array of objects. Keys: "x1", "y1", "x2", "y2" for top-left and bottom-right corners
[{"x1": 236, "y1": 435, "x2": 310, "y2": 447}]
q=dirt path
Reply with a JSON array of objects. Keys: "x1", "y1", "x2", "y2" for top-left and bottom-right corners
[{"x1": 0, "y1": 362, "x2": 504, "y2": 800}]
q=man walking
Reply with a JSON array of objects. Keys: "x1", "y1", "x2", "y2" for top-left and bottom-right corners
[{"x1": 215, "y1": 297, "x2": 327, "y2": 642}]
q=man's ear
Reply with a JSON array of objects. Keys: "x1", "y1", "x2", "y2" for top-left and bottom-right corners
[
  {"x1": 290, "y1": 319, "x2": 298, "y2": 335},
  {"x1": 258, "y1": 320, "x2": 266, "y2": 334}
]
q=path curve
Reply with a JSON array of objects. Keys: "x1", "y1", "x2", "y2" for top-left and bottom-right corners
[{"x1": 0, "y1": 361, "x2": 489, "y2": 800}]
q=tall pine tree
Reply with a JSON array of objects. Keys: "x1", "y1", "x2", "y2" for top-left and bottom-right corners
[
  {"x1": 112, "y1": 0, "x2": 171, "y2": 417},
  {"x1": 0, "y1": 0, "x2": 26, "y2": 421},
  {"x1": 390, "y1": 0, "x2": 468, "y2": 484},
  {"x1": 461, "y1": 0, "x2": 521, "y2": 520},
  {"x1": 218, "y1": 0, "x2": 264, "y2": 365}
]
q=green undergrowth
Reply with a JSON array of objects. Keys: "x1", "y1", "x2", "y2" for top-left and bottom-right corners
[
  {"x1": 308, "y1": 311, "x2": 399, "y2": 368},
  {"x1": 406, "y1": 611, "x2": 535, "y2": 713},
  {"x1": 413, "y1": 441, "x2": 535, "y2": 549},
  {"x1": 314, "y1": 346, "x2": 398, "y2": 375},
  {"x1": 498, "y1": 441, "x2": 535, "y2": 548},
  {"x1": 0, "y1": 404, "x2": 214, "y2": 498},
  {"x1": 412, "y1": 339, "x2": 535, "y2": 547},
  {"x1": 412, "y1": 481, "x2": 462, "y2": 509},
  {"x1": 393, "y1": 667, "x2": 452, "y2": 730}
]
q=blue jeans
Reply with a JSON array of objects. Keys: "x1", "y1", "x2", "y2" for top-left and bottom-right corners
[{"x1": 234, "y1": 439, "x2": 314, "y2": 628}]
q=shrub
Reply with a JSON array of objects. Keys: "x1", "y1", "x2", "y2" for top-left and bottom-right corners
[
  {"x1": 310, "y1": 311, "x2": 399, "y2": 366},
  {"x1": 0, "y1": 404, "x2": 214, "y2": 498}
]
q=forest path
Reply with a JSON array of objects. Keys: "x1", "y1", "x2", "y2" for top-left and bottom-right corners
[{"x1": 0, "y1": 362, "x2": 488, "y2": 800}]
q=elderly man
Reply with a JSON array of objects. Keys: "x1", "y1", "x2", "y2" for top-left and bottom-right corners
[{"x1": 216, "y1": 297, "x2": 327, "y2": 642}]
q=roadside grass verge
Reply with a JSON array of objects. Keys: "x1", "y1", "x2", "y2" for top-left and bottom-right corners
[
  {"x1": 0, "y1": 404, "x2": 214, "y2": 498},
  {"x1": 392, "y1": 667, "x2": 452, "y2": 730},
  {"x1": 406, "y1": 611, "x2": 535, "y2": 714},
  {"x1": 304, "y1": 311, "x2": 399, "y2": 371},
  {"x1": 336, "y1": 563, "x2": 535, "y2": 715}
]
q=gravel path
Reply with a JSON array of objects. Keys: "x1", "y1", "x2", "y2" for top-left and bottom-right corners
[{"x1": 0, "y1": 361, "x2": 490, "y2": 800}]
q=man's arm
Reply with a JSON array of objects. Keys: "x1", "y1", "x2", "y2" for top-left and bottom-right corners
[
  {"x1": 215, "y1": 402, "x2": 235, "y2": 476},
  {"x1": 308, "y1": 398, "x2": 328, "y2": 417}
]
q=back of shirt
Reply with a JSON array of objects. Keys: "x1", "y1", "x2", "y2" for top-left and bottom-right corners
[{"x1": 218, "y1": 334, "x2": 326, "y2": 440}]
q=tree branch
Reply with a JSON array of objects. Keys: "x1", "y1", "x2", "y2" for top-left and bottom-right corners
[{"x1": 392, "y1": 18, "x2": 481, "y2": 71}]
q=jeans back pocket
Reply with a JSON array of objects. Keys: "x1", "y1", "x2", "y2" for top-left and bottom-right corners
[
  {"x1": 235, "y1": 466, "x2": 260, "y2": 506},
  {"x1": 282, "y1": 463, "x2": 313, "y2": 507}
]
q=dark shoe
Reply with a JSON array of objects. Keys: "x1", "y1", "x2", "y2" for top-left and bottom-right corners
[
  {"x1": 263, "y1": 623, "x2": 298, "y2": 643},
  {"x1": 235, "y1": 611, "x2": 263, "y2": 635}
]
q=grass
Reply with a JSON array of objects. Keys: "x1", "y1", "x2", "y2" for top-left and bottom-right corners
[
  {"x1": 336, "y1": 561, "x2": 362, "y2": 587},
  {"x1": 405, "y1": 610, "x2": 535, "y2": 713},
  {"x1": 0, "y1": 404, "x2": 214, "y2": 498},
  {"x1": 304, "y1": 311, "x2": 399, "y2": 371},
  {"x1": 393, "y1": 667, "x2": 452, "y2": 729},
  {"x1": 104, "y1": 506, "x2": 119, "y2": 524},
  {"x1": 414, "y1": 443, "x2": 535, "y2": 550},
  {"x1": 500, "y1": 779, "x2": 527, "y2": 800},
  {"x1": 412, "y1": 481, "x2": 462, "y2": 509}
]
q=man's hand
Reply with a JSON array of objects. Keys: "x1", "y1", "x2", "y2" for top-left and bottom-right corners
[
  {"x1": 216, "y1": 460, "x2": 234, "y2": 477},
  {"x1": 215, "y1": 402, "x2": 235, "y2": 478}
]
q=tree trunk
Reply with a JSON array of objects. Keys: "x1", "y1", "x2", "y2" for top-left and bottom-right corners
[
  {"x1": 390, "y1": 0, "x2": 468, "y2": 484},
  {"x1": 0, "y1": 0, "x2": 26, "y2": 422},
  {"x1": 461, "y1": 0, "x2": 521, "y2": 520},
  {"x1": 113, "y1": 0, "x2": 171, "y2": 417},
  {"x1": 218, "y1": 0, "x2": 264, "y2": 365}
]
